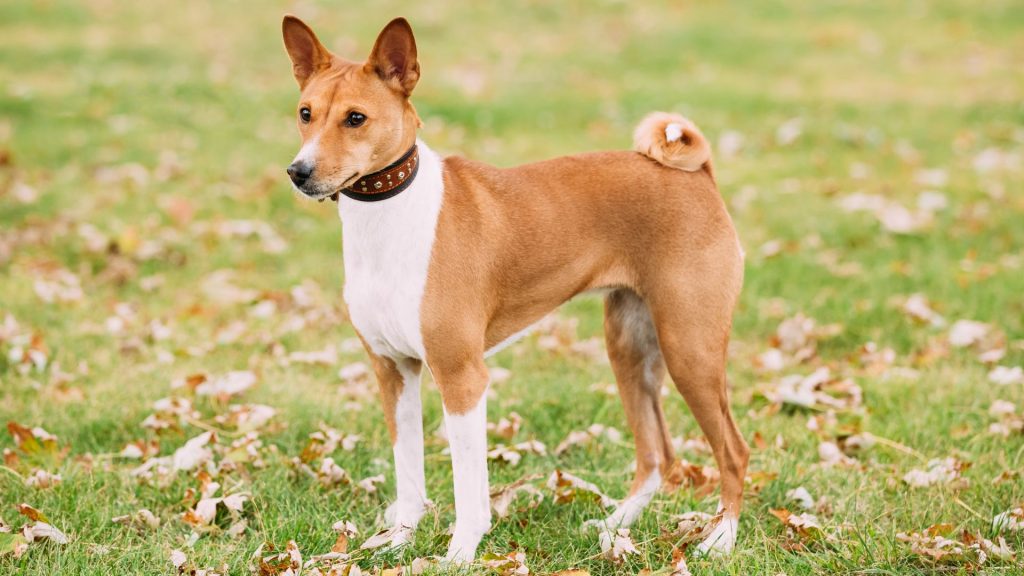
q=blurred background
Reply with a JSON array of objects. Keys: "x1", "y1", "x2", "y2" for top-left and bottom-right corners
[{"x1": 1, "y1": 1, "x2": 1022, "y2": 574}]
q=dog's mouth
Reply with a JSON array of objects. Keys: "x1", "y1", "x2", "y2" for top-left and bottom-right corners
[{"x1": 301, "y1": 172, "x2": 361, "y2": 203}]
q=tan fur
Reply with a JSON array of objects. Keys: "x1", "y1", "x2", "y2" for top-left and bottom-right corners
[
  {"x1": 419, "y1": 150, "x2": 748, "y2": 514},
  {"x1": 283, "y1": 15, "x2": 749, "y2": 536},
  {"x1": 361, "y1": 338, "x2": 421, "y2": 442},
  {"x1": 603, "y1": 289, "x2": 676, "y2": 492}
]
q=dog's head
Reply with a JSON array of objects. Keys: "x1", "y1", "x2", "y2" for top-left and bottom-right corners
[{"x1": 282, "y1": 16, "x2": 421, "y2": 200}]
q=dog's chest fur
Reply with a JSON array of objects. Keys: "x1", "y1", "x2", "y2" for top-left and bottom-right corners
[{"x1": 338, "y1": 141, "x2": 444, "y2": 360}]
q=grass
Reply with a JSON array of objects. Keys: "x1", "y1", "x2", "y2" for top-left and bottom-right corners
[{"x1": 1, "y1": 0, "x2": 1023, "y2": 574}]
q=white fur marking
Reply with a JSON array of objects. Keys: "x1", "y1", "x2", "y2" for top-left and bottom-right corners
[
  {"x1": 340, "y1": 140, "x2": 444, "y2": 360},
  {"x1": 389, "y1": 361, "x2": 428, "y2": 533},
  {"x1": 696, "y1": 515, "x2": 738, "y2": 556},
  {"x1": 292, "y1": 135, "x2": 320, "y2": 167},
  {"x1": 665, "y1": 123, "x2": 683, "y2": 142},
  {"x1": 695, "y1": 499, "x2": 739, "y2": 556},
  {"x1": 484, "y1": 321, "x2": 540, "y2": 358},
  {"x1": 602, "y1": 469, "x2": 660, "y2": 529},
  {"x1": 443, "y1": 396, "x2": 491, "y2": 562}
]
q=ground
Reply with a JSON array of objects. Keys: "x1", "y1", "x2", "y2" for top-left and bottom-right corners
[{"x1": 1, "y1": 1, "x2": 1023, "y2": 575}]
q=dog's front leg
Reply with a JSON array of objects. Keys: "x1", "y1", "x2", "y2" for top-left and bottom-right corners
[
  {"x1": 368, "y1": 355, "x2": 428, "y2": 548},
  {"x1": 435, "y1": 358, "x2": 491, "y2": 562}
]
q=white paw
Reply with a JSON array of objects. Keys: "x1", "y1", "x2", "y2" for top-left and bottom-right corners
[
  {"x1": 694, "y1": 516, "x2": 738, "y2": 557},
  {"x1": 444, "y1": 524, "x2": 488, "y2": 563},
  {"x1": 443, "y1": 541, "x2": 477, "y2": 564},
  {"x1": 360, "y1": 525, "x2": 415, "y2": 551},
  {"x1": 384, "y1": 499, "x2": 431, "y2": 535}
]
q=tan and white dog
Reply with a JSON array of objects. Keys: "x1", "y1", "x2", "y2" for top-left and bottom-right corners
[{"x1": 282, "y1": 15, "x2": 748, "y2": 562}]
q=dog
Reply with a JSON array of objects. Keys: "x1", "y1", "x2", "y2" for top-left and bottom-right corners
[{"x1": 282, "y1": 15, "x2": 748, "y2": 563}]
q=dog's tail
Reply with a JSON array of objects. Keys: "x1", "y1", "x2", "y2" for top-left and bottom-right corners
[{"x1": 632, "y1": 112, "x2": 713, "y2": 175}]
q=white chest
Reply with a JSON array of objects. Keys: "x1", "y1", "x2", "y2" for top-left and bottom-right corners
[{"x1": 339, "y1": 142, "x2": 444, "y2": 360}]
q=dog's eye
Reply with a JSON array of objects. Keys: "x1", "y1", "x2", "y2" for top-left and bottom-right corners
[
  {"x1": 299, "y1": 107, "x2": 311, "y2": 123},
  {"x1": 345, "y1": 112, "x2": 366, "y2": 127}
]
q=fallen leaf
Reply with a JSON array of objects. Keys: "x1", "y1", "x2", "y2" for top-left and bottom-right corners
[
  {"x1": 902, "y1": 294, "x2": 946, "y2": 328},
  {"x1": 989, "y1": 366, "x2": 1023, "y2": 386},
  {"x1": 993, "y1": 504, "x2": 1023, "y2": 532},
  {"x1": 481, "y1": 551, "x2": 530, "y2": 575},
  {"x1": 22, "y1": 521, "x2": 69, "y2": 545},
  {"x1": 194, "y1": 371, "x2": 257, "y2": 400},
  {"x1": 331, "y1": 520, "x2": 358, "y2": 553},
  {"x1": 488, "y1": 412, "x2": 522, "y2": 440},
  {"x1": 0, "y1": 532, "x2": 29, "y2": 558},
  {"x1": 599, "y1": 528, "x2": 638, "y2": 563},
  {"x1": 554, "y1": 424, "x2": 623, "y2": 455},
  {"x1": 491, "y1": 474, "x2": 544, "y2": 519},
  {"x1": 112, "y1": 508, "x2": 161, "y2": 532},
  {"x1": 15, "y1": 504, "x2": 48, "y2": 523},
  {"x1": 488, "y1": 440, "x2": 547, "y2": 466},
  {"x1": 948, "y1": 320, "x2": 989, "y2": 348},
  {"x1": 170, "y1": 548, "x2": 188, "y2": 569},
  {"x1": 903, "y1": 458, "x2": 969, "y2": 489},
  {"x1": 770, "y1": 508, "x2": 827, "y2": 543},
  {"x1": 786, "y1": 486, "x2": 815, "y2": 510},
  {"x1": 547, "y1": 470, "x2": 617, "y2": 508},
  {"x1": 172, "y1": 431, "x2": 216, "y2": 471},
  {"x1": 356, "y1": 474, "x2": 385, "y2": 493}
]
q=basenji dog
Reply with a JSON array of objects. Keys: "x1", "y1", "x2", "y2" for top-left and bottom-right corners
[{"x1": 282, "y1": 15, "x2": 747, "y2": 563}]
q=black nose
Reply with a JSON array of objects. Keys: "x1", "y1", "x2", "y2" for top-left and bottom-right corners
[{"x1": 287, "y1": 161, "x2": 313, "y2": 186}]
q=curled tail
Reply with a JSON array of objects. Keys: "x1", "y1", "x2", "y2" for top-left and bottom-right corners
[{"x1": 632, "y1": 112, "x2": 713, "y2": 175}]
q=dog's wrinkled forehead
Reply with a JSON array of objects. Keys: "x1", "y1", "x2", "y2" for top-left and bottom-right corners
[{"x1": 298, "y1": 65, "x2": 400, "y2": 127}]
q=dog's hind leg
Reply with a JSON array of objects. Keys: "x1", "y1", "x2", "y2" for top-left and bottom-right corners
[
  {"x1": 588, "y1": 289, "x2": 677, "y2": 535},
  {"x1": 647, "y1": 275, "x2": 748, "y2": 556}
]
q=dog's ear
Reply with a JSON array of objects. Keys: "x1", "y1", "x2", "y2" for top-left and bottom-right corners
[
  {"x1": 282, "y1": 15, "x2": 331, "y2": 89},
  {"x1": 366, "y1": 17, "x2": 420, "y2": 96}
]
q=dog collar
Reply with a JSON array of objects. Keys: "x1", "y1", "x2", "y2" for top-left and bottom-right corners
[{"x1": 334, "y1": 145, "x2": 420, "y2": 203}]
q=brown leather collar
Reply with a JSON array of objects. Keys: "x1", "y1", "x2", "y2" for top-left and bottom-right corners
[{"x1": 330, "y1": 145, "x2": 420, "y2": 203}]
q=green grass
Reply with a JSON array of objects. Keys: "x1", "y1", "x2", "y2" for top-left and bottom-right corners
[{"x1": 2, "y1": 0, "x2": 1023, "y2": 574}]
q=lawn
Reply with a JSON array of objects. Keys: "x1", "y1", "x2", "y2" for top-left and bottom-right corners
[{"x1": 1, "y1": 0, "x2": 1023, "y2": 574}]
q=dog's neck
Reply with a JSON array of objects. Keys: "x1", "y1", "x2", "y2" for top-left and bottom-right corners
[
  {"x1": 336, "y1": 139, "x2": 443, "y2": 243},
  {"x1": 337, "y1": 139, "x2": 444, "y2": 359},
  {"x1": 339, "y1": 144, "x2": 421, "y2": 203}
]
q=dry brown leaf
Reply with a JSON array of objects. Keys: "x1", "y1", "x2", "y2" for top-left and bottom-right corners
[
  {"x1": 993, "y1": 504, "x2": 1024, "y2": 532},
  {"x1": 481, "y1": 551, "x2": 530, "y2": 575},
  {"x1": 490, "y1": 474, "x2": 545, "y2": 519},
  {"x1": 488, "y1": 412, "x2": 522, "y2": 440},
  {"x1": 112, "y1": 508, "x2": 161, "y2": 532},
  {"x1": 770, "y1": 508, "x2": 827, "y2": 543},
  {"x1": 488, "y1": 440, "x2": 547, "y2": 466},
  {"x1": 897, "y1": 526, "x2": 1015, "y2": 565},
  {"x1": 902, "y1": 458, "x2": 970, "y2": 489},
  {"x1": 255, "y1": 540, "x2": 303, "y2": 575},
  {"x1": 599, "y1": 528, "x2": 638, "y2": 564},
  {"x1": 356, "y1": 474, "x2": 385, "y2": 493},
  {"x1": 172, "y1": 431, "x2": 216, "y2": 472},
  {"x1": 547, "y1": 470, "x2": 618, "y2": 508},
  {"x1": 331, "y1": 520, "x2": 358, "y2": 553},
  {"x1": 554, "y1": 424, "x2": 623, "y2": 455},
  {"x1": 666, "y1": 511, "x2": 721, "y2": 547}
]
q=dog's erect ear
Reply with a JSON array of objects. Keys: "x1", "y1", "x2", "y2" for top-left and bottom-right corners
[
  {"x1": 282, "y1": 15, "x2": 331, "y2": 89},
  {"x1": 366, "y1": 17, "x2": 420, "y2": 96}
]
